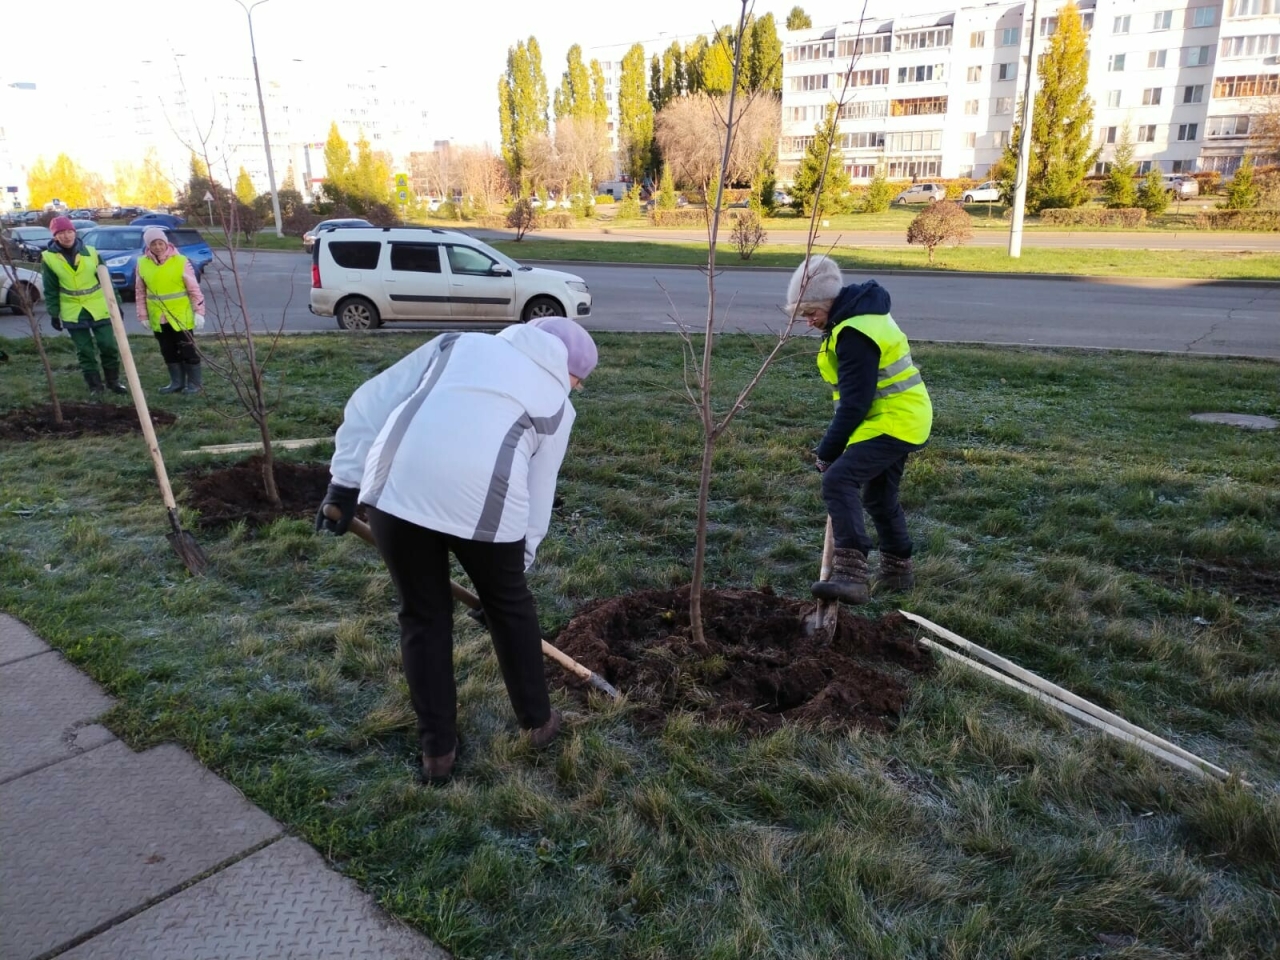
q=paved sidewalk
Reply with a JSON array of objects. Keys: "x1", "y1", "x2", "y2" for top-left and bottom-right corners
[{"x1": 0, "y1": 613, "x2": 448, "y2": 960}]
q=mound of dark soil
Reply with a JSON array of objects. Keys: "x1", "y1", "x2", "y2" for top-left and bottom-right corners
[
  {"x1": 0, "y1": 403, "x2": 176, "y2": 440},
  {"x1": 184, "y1": 455, "x2": 330, "y2": 529},
  {"x1": 552, "y1": 587, "x2": 935, "y2": 734}
]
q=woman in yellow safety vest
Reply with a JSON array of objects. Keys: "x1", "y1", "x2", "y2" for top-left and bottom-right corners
[
  {"x1": 40, "y1": 216, "x2": 127, "y2": 396},
  {"x1": 135, "y1": 226, "x2": 205, "y2": 394},
  {"x1": 786, "y1": 255, "x2": 933, "y2": 604}
]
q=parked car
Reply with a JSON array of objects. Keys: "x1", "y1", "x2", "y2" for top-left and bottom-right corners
[
  {"x1": 69, "y1": 219, "x2": 98, "y2": 233},
  {"x1": 0, "y1": 264, "x2": 43, "y2": 313},
  {"x1": 131, "y1": 212, "x2": 185, "y2": 228},
  {"x1": 894, "y1": 183, "x2": 946, "y2": 204},
  {"x1": 772, "y1": 190, "x2": 792, "y2": 207},
  {"x1": 78, "y1": 226, "x2": 214, "y2": 298},
  {"x1": 962, "y1": 181, "x2": 1002, "y2": 203},
  {"x1": 310, "y1": 226, "x2": 592, "y2": 330},
  {"x1": 1162, "y1": 175, "x2": 1199, "y2": 199},
  {"x1": 1, "y1": 226, "x2": 53, "y2": 261},
  {"x1": 67, "y1": 208, "x2": 96, "y2": 219},
  {"x1": 303, "y1": 218, "x2": 374, "y2": 253},
  {"x1": 111, "y1": 206, "x2": 146, "y2": 220}
]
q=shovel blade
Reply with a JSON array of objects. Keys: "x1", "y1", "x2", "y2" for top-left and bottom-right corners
[{"x1": 166, "y1": 530, "x2": 208, "y2": 576}]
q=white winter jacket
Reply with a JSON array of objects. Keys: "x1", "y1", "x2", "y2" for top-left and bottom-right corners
[{"x1": 329, "y1": 326, "x2": 577, "y2": 569}]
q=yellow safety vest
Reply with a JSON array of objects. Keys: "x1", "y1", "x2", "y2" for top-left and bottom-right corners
[
  {"x1": 41, "y1": 246, "x2": 110, "y2": 324},
  {"x1": 136, "y1": 253, "x2": 196, "y2": 332},
  {"x1": 817, "y1": 313, "x2": 932, "y2": 446}
]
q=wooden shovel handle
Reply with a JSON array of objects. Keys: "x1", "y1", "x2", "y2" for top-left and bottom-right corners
[{"x1": 98, "y1": 265, "x2": 178, "y2": 514}]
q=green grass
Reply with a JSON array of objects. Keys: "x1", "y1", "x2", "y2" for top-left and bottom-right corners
[
  {"x1": 200, "y1": 228, "x2": 305, "y2": 251},
  {"x1": 496, "y1": 238, "x2": 1280, "y2": 281},
  {"x1": 3, "y1": 335, "x2": 1279, "y2": 959}
]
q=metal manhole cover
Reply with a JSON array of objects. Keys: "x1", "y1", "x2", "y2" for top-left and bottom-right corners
[{"x1": 1190, "y1": 413, "x2": 1277, "y2": 430}]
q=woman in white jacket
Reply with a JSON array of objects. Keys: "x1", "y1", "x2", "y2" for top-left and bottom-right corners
[{"x1": 317, "y1": 317, "x2": 598, "y2": 785}]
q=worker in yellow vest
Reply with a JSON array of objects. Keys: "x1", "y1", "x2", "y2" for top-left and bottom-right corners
[
  {"x1": 40, "y1": 216, "x2": 126, "y2": 396},
  {"x1": 786, "y1": 256, "x2": 933, "y2": 604},
  {"x1": 135, "y1": 226, "x2": 205, "y2": 394}
]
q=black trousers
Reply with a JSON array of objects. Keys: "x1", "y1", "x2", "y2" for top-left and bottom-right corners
[
  {"x1": 153, "y1": 323, "x2": 200, "y2": 365},
  {"x1": 822, "y1": 434, "x2": 923, "y2": 557},
  {"x1": 367, "y1": 507, "x2": 552, "y2": 759}
]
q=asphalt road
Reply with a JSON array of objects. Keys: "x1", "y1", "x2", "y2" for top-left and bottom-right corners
[{"x1": 4, "y1": 251, "x2": 1278, "y2": 358}]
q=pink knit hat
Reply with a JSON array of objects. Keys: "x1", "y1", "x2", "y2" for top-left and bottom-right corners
[
  {"x1": 49, "y1": 216, "x2": 74, "y2": 234},
  {"x1": 142, "y1": 226, "x2": 168, "y2": 247},
  {"x1": 527, "y1": 316, "x2": 598, "y2": 380}
]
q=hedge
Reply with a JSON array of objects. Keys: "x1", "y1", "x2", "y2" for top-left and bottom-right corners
[
  {"x1": 651, "y1": 209, "x2": 710, "y2": 226},
  {"x1": 1039, "y1": 207, "x2": 1148, "y2": 227},
  {"x1": 1194, "y1": 209, "x2": 1280, "y2": 231}
]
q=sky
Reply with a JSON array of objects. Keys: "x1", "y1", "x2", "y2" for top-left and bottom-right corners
[{"x1": 3, "y1": 0, "x2": 858, "y2": 150}]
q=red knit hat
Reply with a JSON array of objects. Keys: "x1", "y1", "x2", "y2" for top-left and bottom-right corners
[{"x1": 49, "y1": 216, "x2": 75, "y2": 234}]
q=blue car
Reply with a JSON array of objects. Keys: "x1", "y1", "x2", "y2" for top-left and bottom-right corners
[
  {"x1": 131, "y1": 212, "x2": 185, "y2": 228},
  {"x1": 79, "y1": 226, "x2": 214, "y2": 299}
]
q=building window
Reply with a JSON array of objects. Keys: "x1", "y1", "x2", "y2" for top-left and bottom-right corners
[
  {"x1": 885, "y1": 156, "x2": 942, "y2": 178},
  {"x1": 964, "y1": 131, "x2": 978, "y2": 148},
  {"x1": 1192, "y1": 6, "x2": 1216, "y2": 26},
  {"x1": 894, "y1": 28, "x2": 953, "y2": 50},
  {"x1": 1137, "y1": 160, "x2": 1155, "y2": 174},
  {"x1": 997, "y1": 62, "x2": 1017, "y2": 80},
  {"x1": 994, "y1": 97, "x2": 1014, "y2": 114},
  {"x1": 890, "y1": 96, "x2": 948, "y2": 116},
  {"x1": 845, "y1": 163, "x2": 878, "y2": 179},
  {"x1": 1147, "y1": 50, "x2": 1167, "y2": 68},
  {"x1": 1107, "y1": 89, "x2": 1122, "y2": 107},
  {"x1": 1207, "y1": 114, "x2": 1252, "y2": 136},
  {"x1": 784, "y1": 136, "x2": 815, "y2": 152},
  {"x1": 1109, "y1": 54, "x2": 1127, "y2": 71},
  {"x1": 992, "y1": 131, "x2": 1008, "y2": 148},
  {"x1": 964, "y1": 99, "x2": 980, "y2": 114},
  {"x1": 1153, "y1": 10, "x2": 1174, "y2": 29},
  {"x1": 999, "y1": 27, "x2": 1020, "y2": 46},
  {"x1": 1137, "y1": 124, "x2": 1157, "y2": 142},
  {"x1": 970, "y1": 31, "x2": 986, "y2": 47},
  {"x1": 837, "y1": 35, "x2": 892, "y2": 56},
  {"x1": 789, "y1": 74, "x2": 831, "y2": 91},
  {"x1": 1220, "y1": 34, "x2": 1280, "y2": 58},
  {"x1": 1228, "y1": 0, "x2": 1277, "y2": 15},
  {"x1": 1213, "y1": 74, "x2": 1280, "y2": 97},
  {"x1": 958, "y1": 165, "x2": 976, "y2": 178},
  {"x1": 1094, "y1": 161, "x2": 1114, "y2": 175},
  {"x1": 839, "y1": 99, "x2": 890, "y2": 118},
  {"x1": 1186, "y1": 45, "x2": 1212, "y2": 65},
  {"x1": 1183, "y1": 84, "x2": 1205, "y2": 103},
  {"x1": 1040, "y1": 16, "x2": 1058, "y2": 36},
  {"x1": 1143, "y1": 87, "x2": 1163, "y2": 105},
  {"x1": 885, "y1": 130, "x2": 943, "y2": 152},
  {"x1": 839, "y1": 131, "x2": 886, "y2": 149},
  {"x1": 1177, "y1": 123, "x2": 1199, "y2": 141},
  {"x1": 1113, "y1": 15, "x2": 1131, "y2": 33},
  {"x1": 897, "y1": 64, "x2": 944, "y2": 83},
  {"x1": 848, "y1": 68, "x2": 891, "y2": 87},
  {"x1": 787, "y1": 41, "x2": 836, "y2": 61},
  {"x1": 967, "y1": 65, "x2": 983, "y2": 82},
  {"x1": 1100, "y1": 125, "x2": 1118, "y2": 143}
]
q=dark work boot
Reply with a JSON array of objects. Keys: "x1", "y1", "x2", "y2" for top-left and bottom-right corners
[
  {"x1": 84, "y1": 370, "x2": 104, "y2": 397},
  {"x1": 875, "y1": 553, "x2": 916, "y2": 593},
  {"x1": 158, "y1": 363, "x2": 185, "y2": 394},
  {"x1": 102, "y1": 367, "x2": 128, "y2": 395},
  {"x1": 812, "y1": 547, "x2": 870, "y2": 605},
  {"x1": 420, "y1": 747, "x2": 456, "y2": 786},
  {"x1": 182, "y1": 363, "x2": 203, "y2": 394},
  {"x1": 528, "y1": 709, "x2": 562, "y2": 749}
]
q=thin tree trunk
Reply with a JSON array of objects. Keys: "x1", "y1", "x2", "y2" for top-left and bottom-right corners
[{"x1": 30, "y1": 316, "x2": 63, "y2": 425}]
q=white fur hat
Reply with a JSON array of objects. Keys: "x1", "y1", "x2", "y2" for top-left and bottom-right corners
[{"x1": 785, "y1": 255, "x2": 843, "y2": 311}]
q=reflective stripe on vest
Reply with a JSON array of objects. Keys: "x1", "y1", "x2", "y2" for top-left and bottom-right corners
[
  {"x1": 816, "y1": 312, "x2": 932, "y2": 446},
  {"x1": 137, "y1": 253, "x2": 195, "y2": 331},
  {"x1": 41, "y1": 246, "x2": 110, "y2": 323}
]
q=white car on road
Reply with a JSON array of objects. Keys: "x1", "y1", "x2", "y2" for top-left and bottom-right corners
[
  {"x1": 962, "y1": 181, "x2": 1002, "y2": 203},
  {"x1": 1, "y1": 265, "x2": 43, "y2": 314},
  {"x1": 309, "y1": 227, "x2": 592, "y2": 330}
]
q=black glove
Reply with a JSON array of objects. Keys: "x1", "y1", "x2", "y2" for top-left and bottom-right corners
[
  {"x1": 815, "y1": 457, "x2": 831, "y2": 474},
  {"x1": 315, "y1": 483, "x2": 359, "y2": 535},
  {"x1": 50, "y1": 317, "x2": 63, "y2": 332}
]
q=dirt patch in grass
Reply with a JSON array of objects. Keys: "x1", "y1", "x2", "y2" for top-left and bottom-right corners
[
  {"x1": 0, "y1": 402, "x2": 176, "y2": 441},
  {"x1": 552, "y1": 586, "x2": 935, "y2": 733},
  {"x1": 184, "y1": 454, "x2": 330, "y2": 529}
]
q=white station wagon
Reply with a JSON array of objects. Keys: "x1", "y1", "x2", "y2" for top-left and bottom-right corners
[{"x1": 309, "y1": 227, "x2": 592, "y2": 330}]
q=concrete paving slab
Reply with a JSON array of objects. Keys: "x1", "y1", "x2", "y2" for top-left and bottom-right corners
[
  {"x1": 0, "y1": 613, "x2": 50, "y2": 664},
  {"x1": 0, "y1": 650, "x2": 116, "y2": 783},
  {"x1": 0, "y1": 741, "x2": 281, "y2": 960},
  {"x1": 59, "y1": 837, "x2": 447, "y2": 960}
]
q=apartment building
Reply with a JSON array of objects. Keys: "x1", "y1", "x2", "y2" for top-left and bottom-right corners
[
  {"x1": 780, "y1": 0, "x2": 1279, "y2": 183},
  {"x1": 588, "y1": 33, "x2": 704, "y2": 154}
]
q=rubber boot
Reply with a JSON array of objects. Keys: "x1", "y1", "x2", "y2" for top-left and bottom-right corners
[
  {"x1": 812, "y1": 547, "x2": 870, "y2": 605},
  {"x1": 158, "y1": 363, "x2": 185, "y2": 394},
  {"x1": 182, "y1": 363, "x2": 203, "y2": 394},
  {"x1": 875, "y1": 553, "x2": 916, "y2": 593},
  {"x1": 102, "y1": 366, "x2": 128, "y2": 395},
  {"x1": 84, "y1": 370, "x2": 104, "y2": 397}
]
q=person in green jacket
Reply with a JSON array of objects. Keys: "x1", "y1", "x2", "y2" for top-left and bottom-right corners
[{"x1": 41, "y1": 216, "x2": 126, "y2": 396}]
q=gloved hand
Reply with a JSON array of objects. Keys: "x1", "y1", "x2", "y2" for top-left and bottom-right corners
[
  {"x1": 194, "y1": 314, "x2": 206, "y2": 331},
  {"x1": 50, "y1": 317, "x2": 63, "y2": 332},
  {"x1": 315, "y1": 483, "x2": 359, "y2": 535},
  {"x1": 815, "y1": 457, "x2": 831, "y2": 474}
]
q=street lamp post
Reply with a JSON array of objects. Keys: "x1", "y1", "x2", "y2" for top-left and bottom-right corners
[
  {"x1": 233, "y1": 0, "x2": 284, "y2": 238},
  {"x1": 1008, "y1": 0, "x2": 1041, "y2": 258}
]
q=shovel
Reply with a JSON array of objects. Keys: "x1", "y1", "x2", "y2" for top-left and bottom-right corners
[
  {"x1": 98, "y1": 265, "x2": 208, "y2": 576},
  {"x1": 803, "y1": 516, "x2": 840, "y2": 641},
  {"x1": 325, "y1": 505, "x2": 620, "y2": 699}
]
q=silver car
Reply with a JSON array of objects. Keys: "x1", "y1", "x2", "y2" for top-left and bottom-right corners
[
  {"x1": 894, "y1": 183, "x2": 946, "y2": 204},
  {"x1": 1162, "y1": 176, "x2": 1199, "y2": 199}
]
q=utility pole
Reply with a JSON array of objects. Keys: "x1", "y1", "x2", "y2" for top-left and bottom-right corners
[
  {"x1": 234, "y1": 0, "x2": 284, "y2": 238},
  {"x1": 1008, "y1": 0, "x2": 1041, "y2": 258}
]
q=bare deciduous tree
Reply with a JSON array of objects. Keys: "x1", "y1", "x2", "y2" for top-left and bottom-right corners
[
  {"x1": 655, "y1": 92, "x2": 780, "y2": 190},
  {"x1": 458, "y1": 147, "x2": 511, "y2": 213},
  {"x1": 0, "y1": 244, "x2": 62, "y2": 424},
  {"x1": 553, "y1": 116, "x2": 613, "y2": 192}
]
